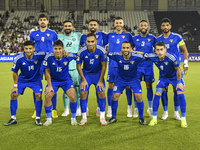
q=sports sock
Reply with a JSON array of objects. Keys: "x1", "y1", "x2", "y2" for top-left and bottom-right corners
[
  {"x1": 52, "y1": 93, "x2": 57, "y2": 110},
  {"x1": 133, "y1": 95, "x2": 138, "y2": 109},
  {"x1": 107, "y1": 88, "x2": 113, "y2": 107},
  {"x1": 126, "y1": 88, "x2": 132, "y2": 105},
  {"x1": 75, "y1": 86, "x2": 81, "y2": 108},
  {"x1": 112, "y1": 100, "x2": 118, "y2": 118},
  {"x1": 100, "y1": 112, "x2": 105, "y2": 119},
  {"x1": 137, "y1": 101, "x2": 144, "y2": 119},
  {"x1": 10, "y1": 99, "x2": 18, "y2": 116},
  {"x1": 35, "y1": 100, "x2": 42, "y2": 118},
  {"x1": 174, "y1": 90, "x2": 179, "y2": 111},
  {"x1": 44, "y1": 105, "x2": 52, "y2": 118},
  {"x1": 80, "y1": 98, "x2": 87, "y2": 113},
  {"x1": 153, "y1": 94, "x2": 161, "y2": 116},
  {"x1": 178, "y1": 93, "x2": 186, "y2": 118},
  {"x1": 63, "y1": 92, "x2": 69, "y2": 109},
  {"x1": 70, "y1": 101, "x2": 77, "y2": 118},
  {"x1": 99, "y1": 97, "x2": 106, "y2": 112},
  {"x1": 161, "y1": 91, "x2": 168, "y2": 111},
  {"x1": 147, "y1": 87, "x2": 153, "y2": 108},
  {"x1": 96, "y1": 90, "x2": 99, "y2": 107},
  {"x1": 33, "y1": 93, "x2": 36, "y2": 110}
]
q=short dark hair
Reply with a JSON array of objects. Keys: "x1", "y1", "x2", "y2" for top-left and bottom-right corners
[
  {"x1": 38, "y1": 14, "x2": 48, "y2": 20},
  {"x1": 114, "y1": 16, "x2": 123, "y2": 21},
  {"x1": 122, "y1": 41, "x2": 131, "y2": 45},
  {"x1": 155, "y1": 41, "x2": 166, "y2": 47},
  {"x1": 86, "y1": 33, "x2": 96, "y2": 39},
  {"x1": 160, "y1": 18, "x2": 171, "y2": 25},
  {"x1": 53, "y1": 40, "x2": 63, "y2": 47},
  {"x1": 89, "y1": 19, "x2": 98, "y2": 24},
  {"x1": 24, "y1": 40, "x2": 35, "y2": 47},
  {"x1": 63, "y1": 20, "x2": 73, "y2": 25},
  {"x1": 140, "y1": 20, "x2": 148, "y2": 23}
]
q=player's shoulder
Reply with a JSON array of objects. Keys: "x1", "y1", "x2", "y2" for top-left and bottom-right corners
[
  {"x1": 96, "y1": 45, "x2": 106, "y2": 54},
  {"x1": 78, "y1": 46, "x2": 88, "y2": 55},
  {"x1": 74, "y1": 32, "x2": 82, "y2": 37},
  {"x1": 156, "y1": 34, "x2": 163, "y2": 39},
  {"x1": 14, "y1": 53, "x2": 24, "y2": 63},
  {"x1": 57, "y1": 33, "x2": 64, "y2": 38},
  {"x1": 34, "y1": 51, "x2": 46, "y2": 56},
  {"x1": 132, "y1": 34, "x2": 140, "y2": 39},
  {"x1": 147, "y1": 53, "x2": 157, "y2": 58},
  {"x1": 171, "y1": 32, "x2": 182, "y2": 38},
  {"x1": 44, "y1": 52, "x2": 54, "y2": 60},
  {"x1": 165, "y1": 52, "x2": 177, "y2": 62},
  {"x1": 131, "y1": 52, "x2": 143, "y2": 58},
  {"x1": 148, "y1": 33, "x2": 156, "y2": 39},
  {"x1": 47, "y1": 29, "x2": 57, "y2": 34}
]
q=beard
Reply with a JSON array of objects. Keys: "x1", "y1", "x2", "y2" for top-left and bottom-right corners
[
  {"x1": 90, "y1": 28, "x2": 96, "y2": 33},
  {"x1": 40, "y1": 23, "x2": 46, "y2": 28},
  {"x1": 163, "y1": 29, "x2": 170, "y2": 33},
  {"x1": 64, "y1": 29, "x2": 72, "y2": 34},
  {"x1": 140, "y1": 29, "x2": 147, "y2": 34},
  {"x1": 123, "y1": 51, "x2": 129, "y2": 56}
]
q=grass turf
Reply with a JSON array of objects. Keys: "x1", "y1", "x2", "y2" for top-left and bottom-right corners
[{"x1": 0, "y1": 62, "x2": 200, "y2": 150}]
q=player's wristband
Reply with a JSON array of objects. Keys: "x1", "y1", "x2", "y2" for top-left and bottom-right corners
[
  {"x1": 177, "y1": 80, "x2": 181, "y2": 84},
  {"x1": 13, "y1": 84, "x2": 17, "y2": 87},
  {"x1": 184, "y1": 59, "x2": 189, "y2": 67}
]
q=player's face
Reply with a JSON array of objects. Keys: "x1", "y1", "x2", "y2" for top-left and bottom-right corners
[
  {"x1": 53, "y1": 45, "x2": 64, "y2": 59},
  {"x1": 38, "y1": 17, "x2": 49, "y2": 28},
  {"x1": 121, "y1": 43, "x2": 131, "y2": 56},
  {"x1": 63, "y1": 22, "x2": 73, "y2": 34},
  {"x1": 114, "y1": 19, "x2": 124, "y2": 31},
  {"x1": 155, "y1": 45, "x2": 166, "y2": 59},
  {"x1": 24, "y1": 45, "x2": 35, "y2": 58},
  {"x1": 161, "y1": 22, "x2": 171, "y2": 33},
  {"x1": 88, "y1": 21, "x2": 98, "y2": 33},
  {"x1": 86, "y1": 36, "x2": 97, "y2": 51},
  {"x1": 139, "y1": 21, "x2": 148, "y2": 34}
]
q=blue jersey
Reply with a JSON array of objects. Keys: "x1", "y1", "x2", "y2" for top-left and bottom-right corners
[
  {"x1": 43, "y1": 53, "x2": 76, "y2": 82},
  {"x1": 156, "y1": 32, "x2": 184, "y2": 58},
  {"x1": 103, "y1": 32, "x2": 133, "y2": 67},
  {"x1": 132, "y1": 33, "x2": 156, "y2": 69},
  {"x1": 11, "y1": 52, "x2": 46, "y2": 82},
  {"x1": 107, "y1": 52, "x2": 145, "y2": 81},
  {"x1": 77, "y1": 45, "x2": 107, "y2": 75},
  {"x1": 147, "y1": 52, "x2": 180, "y2": 80},
  {"x1": 80, "y1": 31, "x2": 106, "y2": 46},
  {"x1": 29, "y1": 29, "x2": 57, "y2": 53}
]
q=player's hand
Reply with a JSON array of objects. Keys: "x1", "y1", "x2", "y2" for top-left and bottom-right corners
[
  {"x1": 176, "y1": 83, "x2": 185, "y2": 92},
  {"x1": 45, "y1": 86, "x2": 54, "y2": 95},
  {"x1": 183, "y1": 64, "x2": 188, "y2": 75},
  {"x1": 80, "y1": 80, "x2": 88, "y2": 91},
  {"x1": 96, "y1": 81, "x2": 105, "y2": 92},
  {"x1": 63, "y1": 51, "x2": 69, "y2": 57},
  {"x1": 11, "y1": 87, "x2": 18, "y2": 95}
]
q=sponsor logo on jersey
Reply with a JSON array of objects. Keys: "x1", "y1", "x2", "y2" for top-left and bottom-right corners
[
  {"x1": 63, "y1": 61, "x2": 68, "y2": 66},
  {"x1": 12, "y1": 64, "x2": 16, "y2": 69},
  {"x1": 52, "y1": 62, "x2": 55, "y2": 65},
  {"x1": 46, "y1": 34, "x2": 50, "y2": 37},
  {"x1": 164, "y1": 62, "x2": 168, "y2": 65},
  {"x1": 22, "y1": 62, "x2": 26, "y2": 65},
  {"x1": 119, "y1": 60, "x2": 122, "y2": 63},
  {"x1": 147, "y1": 38, "x2": 151, "y2": 42},
  {"x1": 112, "y1": 35, "x2": 115, "y2": 38},
  {"x1": 174, "y1": 61, "x2": 178, "y2": 65},
  {"x1": 130, "y1": 61, "x2": 134, "y2": 64},
  {"x1": 34, "y1": 60, "x2": 38, "y2": 64},
  {"x1": 95, "y1": 55, "x2": 99, "y2": 59},
  {"x1": 72, "y1": 38, "x2": 76, "y2": 41},
  {"x1": 121, "y1": 36, "x2": 125, "y2": 39},
  {"x1": 43, "y1": 61, "x2": 47, "y2": 66},
  {"x1": 85, "y1": 56, "x2": 88, "y2": 58},
  {"x1": 169, "y1": 39, "x2": 174, "y2": 43},
  {"x1": 136, "y1": 39, "x2": 139, "y2": 41},
  {"x1": 36, "y1": 34, "x2": 39, "y2": 36}
]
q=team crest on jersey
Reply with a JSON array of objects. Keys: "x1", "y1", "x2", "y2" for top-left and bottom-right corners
[
  {"x1": 164, "y1": 62, "x2": 168, "y2": 65},
  {"x1": 72, "y1": 38, "x2": 76, "y2": 41},
  {"x1": 95, "y1": 55, "x2": 99, "y2": 59},
  {"x1": 130, "y1": 61, "x2": 134, "y2": 64},
  {"x1": 34, "y1": 60, "x2": 38, "y2": 64},
  {"x1": 147, "y1": 38, "x2": 151, "y2": 42},
  {"x1": 96, "y1": 35, "x2": 99, "y2": 39},
  {"x1": 63, "y1": 61, "x2": 68, "y2": 66},
  {"x1": 169, "y1": 39, "x2": 174, "y2": 43},
  {"x1": 46, "y1": 34, "x2": 50, "y2": 37},
  {"x1": 121, "y1": 36, "x2": 125, "y2": 39},
  {"x1": 43, "y1": 61, "x2": 47, "y2": 66},
  {"x1": 174, "y1": 61, "x2": 178, "y2": 65}
]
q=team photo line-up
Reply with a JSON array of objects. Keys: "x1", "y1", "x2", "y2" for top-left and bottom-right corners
[{"x1": 4, "y1": 13, "x2": 188, "y2": 128}]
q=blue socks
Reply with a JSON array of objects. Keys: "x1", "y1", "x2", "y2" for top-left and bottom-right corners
[
  {"x1": 137, "y1": 101, "x2": 144, "y2": 119},
  {"x1": 133, "y1": 95, "x2": 138, "y2": 109},
  {"x1": 36, "y1": 100, "x2": 43, "y2": 118},
  {"x1": 112, "y1": 100, "x2": 118, "y2": 118},
  {"x1": 147, "y1": 88, "x2": 153, "y2": 108},
  {"x1": 80, "y1": 98, "x2": 87, "y2": 113},
  {"x1": 44, "y1": 105, "x2": 52, "y2": 118},
  {"x1": 107, "y1": 88, "x2": 113, "y2": 107},
  {"x1": 52, "y1": 93, "x2": 57, "y2": 110},
  {"x1": 96, "y1": 90, "x2": 99, "y2": 107},
  {"x1": 153, "y1": 94, "x2": 161, "y2": 116},
  {"x1": 10, "y1": 99, "x2": 18, "y2": 116},
  {"x1": 126, "y1": 88, "x2": 132, "y2": 105},
  {"x1": 33, "y1": 93, "x2": 36, "y2": 110},
  {"x1": 99, "y1": 97, "x2": 106, "y2": 112},
  {"x1": 177, "y1": 93, "x2": 186, "y2": 117},
  {"x1": 161, "y1": 91, "x2": 168, "y2": 111},
  {"x1": 70, "y1": 101, "x2": 77, "y2": 118},
  {"x1": 174, "y1": 91, "x2": 179, "y2": 111}
]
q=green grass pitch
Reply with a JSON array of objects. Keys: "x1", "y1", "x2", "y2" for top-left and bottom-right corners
[{"x1": 0, "y1": 62, "x2": 200, "y2": 150}]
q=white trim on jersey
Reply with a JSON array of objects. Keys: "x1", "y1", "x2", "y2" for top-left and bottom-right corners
[
  {"x1": 13, "y1": 53, "x2": 24, "y2": 64},
  {"x1": 171, "y1": 32, "x2": 183, "y2": 38},
  {"x1": 44, "y1": 53, "x2": 54, "y2": 61},
  {"x1": 131, "y1": 52, "x2": 143, "y2": 58},
  {"x1": 96, "y1": 45, "x2": 106, "y2": 54},
  {"x1": 166, "y1": 52, "x2": 176, "y2": 62},
  {"x1": 78, "y1": 46, "x2": 87, "y2": 55}
]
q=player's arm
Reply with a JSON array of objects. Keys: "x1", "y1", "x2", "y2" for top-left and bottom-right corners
[
  {"x1": 11, "y1": 72, "x2": 18, "y2": 95},
  {"x1": 96, "y1": 61, "x2": 107, "y2": 91},
  {"x1": 45, "y1": 68, "x2": 54, "y2": 95},
  {"x1": 180, "y1": 43, "x2": 189, "y2": 74},
  {"x1": 76, "y1": 63, "x2": 88, "y2": 91},
  {"x1": 175, "y1": 66, "x2": 185, "y2": 92}
]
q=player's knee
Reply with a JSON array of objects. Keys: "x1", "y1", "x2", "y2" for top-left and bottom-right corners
[
  {"x1": 112, "y1": 93, "x2": 119, "y2": 100},
  {"x1": 135, "y1": 95, "x2": 142, "y2": 102},
  {"x1": 35, "y1": 93, "x2": 42, "y2": 100},
  {"x1": 155, "y1": 88, "x2": 163, "y2": 96},
  {"x1": 80, "y1": 91, "x2": 88, "y2": 99},
  {"x1": 69, "y1": 95, "x2": 76, "y2": 102},
  {"x1": 146, "y1": 83, "x2": 152, "y2": 89},
  {"x1": 108, "y1": 83, "x2": 115, "y2": 89},
  {"x1": 97, "y1": 92, "x2": 105, "y2": 99}
]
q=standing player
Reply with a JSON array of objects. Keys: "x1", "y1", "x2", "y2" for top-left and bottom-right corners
[
  {"x1": 132, "y1": 20, "x2": 156, "y2": 117},
  {"x1": 29, "y1": 14, "x2": 58, "y2": 118},
  {"x1": 147, "y1": 42, "x2": 187, "y2": 128},
  {"x1": 4, "y1": 41, "x2": 45, "y2": 126},
  {"x1": 103, "y1": 17, "x2": 133, "y2": 118},
  {"x1": 80, "y1": 19, "x2": 107, "y2": 116},
  {"x1": 57, "y1": 20, "x2": 82, "y2": 117},
  {"x1": 43, "y1": 40, "x2": 77, "y2": 126},
  {"x1": 77, "y1": 33, "x2": 107, "y2": 126},
  {"x1": 156, "y1": 18, "x2": 189, "y2": 120},
  {"x1": 107, "y1": 41, "x2": 147, "y2": 125}
]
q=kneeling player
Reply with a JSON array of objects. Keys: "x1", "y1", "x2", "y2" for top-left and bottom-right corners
[
  {"x1": 43, "y1": 40, "x2": 77, "y2": 126},
  {"x1": 4, "y1": 41, "x2": 45, "y2": 126},
  {"x1": 107, "y1": 41, "x2": 147, "y2": 125},
  {"x1": 147, "y1": 42, "x2": 187, "y2": 128},
  {"x1": 77, "y1": 33, "x2": 107, "y2": 126}
]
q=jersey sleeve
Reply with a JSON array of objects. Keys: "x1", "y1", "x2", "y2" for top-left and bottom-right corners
[
  {"x1": 80, "y1": 35, "x2": 85, "y2": 46},
  {"x1": 43, "y1": 55, "x2": 50, "y2": 69},
  {"x1": 57, "y1": 34, "x2": 62, "y2": 40},
  {"x1": 132, "y1": 52, "x2": 145, "y2": 63},
  {"x1": 107, "y1": 52, "x2": 119, "y2": 61},
  {"x1": 131, "y1": 37, "x2": 136, "y2": 47},
  {"x1": 171, "y1": 54, "x2": 180, "y2": 68},
  {"x1": 53, "y1": 32, "x2": 58, "y2": 42},
  {"x1": 76, "y1": 51, "x2": 83, "y2": 64},
  {"x1": 100, "y1": 51, "x2": 107, "y2": 62},
  {"x1": 77, "y1": 32, "x2": 83, "y2": 41},
  {"x1": 128, "y1": 33, "x2": 134, "y2": 47},
  {"x1": 103, "y1": 33, "x2": 109, "y2": 46},
  {"x1": 29, "y1": 32, "x2": 34, "y2": 41},
  {"x1": 11, "y1": 58, "x2": 20, "y2": 72},
  {"x1": 67, "y1": 53, "x2": 77, "y2": 62}
]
